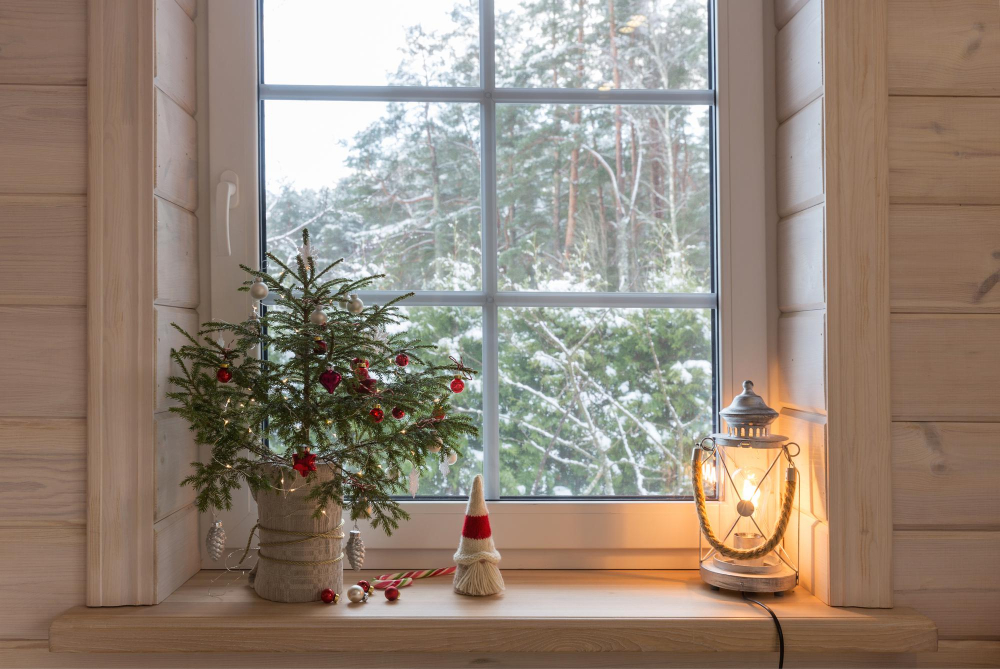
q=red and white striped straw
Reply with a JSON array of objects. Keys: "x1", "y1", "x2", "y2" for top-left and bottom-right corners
[{"x1": 377, "y1": 566, "x2": 456, "y2": 581}]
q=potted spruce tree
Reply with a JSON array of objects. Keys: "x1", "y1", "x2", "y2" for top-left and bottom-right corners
[{"x1": 168, "y1": 230, "x2": 477, "y2": 602}]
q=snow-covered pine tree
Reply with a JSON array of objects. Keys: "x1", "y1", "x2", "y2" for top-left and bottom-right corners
[{"x1": 167, "y1": 229, "x2": 478, "y2": 534}]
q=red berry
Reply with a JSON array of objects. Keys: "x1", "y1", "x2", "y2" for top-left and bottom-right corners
[
  {"x1": 370, "y1": 406, "x2": 384, "y2": 423},
  {"x1": 384, "y1": 586, "x2": 399, "y2": 601},
  {"x1": 450, "y1": 377, "x2": 465, "y2": 393},
  {"x1": 391, "y1": 407, "x2": 406, "y2": 419},
  {"x1": 395, "y1": 353, "x2": 409, "y2": 367},
  {"x1": 216, "y1": 365, "x2": 233, "y2": 383},
  {"x1": 320, "y1": 588, "x2": 337, "y2": 604},
  {"x1": 357, "y1": 580, "x2": 371, "y2": 593},
  {"x1": 319, "y1": 368, "x2": 342, "y2": 393}
]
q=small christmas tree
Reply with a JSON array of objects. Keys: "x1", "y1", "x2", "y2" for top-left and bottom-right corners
[{"x1": 168, "y1": 229, "x2": 478, "y2": 534}]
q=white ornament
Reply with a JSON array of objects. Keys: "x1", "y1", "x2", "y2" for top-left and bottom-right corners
[
  {"x1": 447, "y1": 451, "x2": 459, "y2": 465},
  {"x1": 206, "y1": 520, "x2": 226, "y2": 562},
  {"x1": 298, "y1": 242, "x2": 315, "y2": 261},
  {"x1": 216, "y1": 335, "x2": 226, "y2": 349},
  {"x1": 428, "y1": 436, "x2": 442, "y2": 454},
  {"x1": 249, "y1": 307, "x2": 260, "y2": 322},
  {"x1": 345, "y1": 528, "x2": 366, "y2": 571},
  {"x1": 408, "y1": 466, "x2": 420, "y2": 498},
  {"x1": 347, "y1": 294, "x2": 364, "y2": 314},
  {"x1": 249, "y1": 278, "x2": 269, "y2": 300},
  {"x1": 346, "y1": 584, "x2": 367, "y2": 603},
  {"x1": 309, "y1": 306, "x2": 328, "y2": 325},
  {"x1": 439, "y1": 461, "x2": 451, "y2": 476}
]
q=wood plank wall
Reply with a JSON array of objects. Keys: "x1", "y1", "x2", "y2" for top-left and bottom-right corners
[
  {"x1": 151, "y1": 0, "x2": 202, "y2": 604},
  {"x1": 0, "y1": 0, "x2": 88, "y2": 639},
  {"x1": 885, "y1": 0, "x2": 1000, "y2": 644},
  {"x1": 773, "y1": 0, "x2": 831, "y2": 605}
]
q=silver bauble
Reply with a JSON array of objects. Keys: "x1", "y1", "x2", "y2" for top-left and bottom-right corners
[
  {"x1": 206, "y1": 520, "x2": 226, "y2": 562},
  {"x1": 346, "y1": 584, "x2": 367, "y2": 603},
  {"x1": 347, "y1": 294, "x2": 364, "y2": 314},
  {"x1": 309, "y1": 306, "x2": 328, "y2": 325},
  {"x1": 249, "y1": 278, "x2": 269, "y2": 300},
  {"x1": 346, "y1": 529, "x2": 366, "y2": 571}
]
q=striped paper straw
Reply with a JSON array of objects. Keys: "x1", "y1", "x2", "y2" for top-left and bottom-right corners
[{"x1": 376, "y1": 566, "x2": 456, "y2": 581}]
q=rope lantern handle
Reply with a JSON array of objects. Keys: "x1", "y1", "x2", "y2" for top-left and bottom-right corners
[{"x1": 692, "y1": 440, "x2": 797, "y2": 561}]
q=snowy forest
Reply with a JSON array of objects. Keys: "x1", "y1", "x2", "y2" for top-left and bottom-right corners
[{"x1": 262, "y1": 0, "x2": 714, "y2": 497}]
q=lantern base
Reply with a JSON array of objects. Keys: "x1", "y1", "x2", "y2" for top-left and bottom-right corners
[{"x1": 699, "y1": 559, "x2": 797, "y2": 593}]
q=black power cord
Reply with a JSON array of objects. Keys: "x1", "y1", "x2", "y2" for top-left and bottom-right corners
[{"x1": 742, "y1": 591, "x2": 785, "y2": 669}]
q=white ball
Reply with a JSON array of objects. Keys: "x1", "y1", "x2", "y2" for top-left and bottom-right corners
[
  {"x1": 249, "y1": 279, "x2": 269, "y2": 300},
  {"x1": 309, "y1": 307, "x2": 328, "y2": 325},
  {"x1": 447, "y1": 451, "x2": 458, "y2": 465},
  {"x1": 347, "y1": 294, "x2": 364, "y2": 314},
  {"x1": 346, "y1": 584, "x2": 366, "y2": 603},
  {"x1": 428, "y1": 437, "x2": 442, "y2": 454}
]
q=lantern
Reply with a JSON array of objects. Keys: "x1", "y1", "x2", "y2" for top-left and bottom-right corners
[{"x1": 692, "y1": 380, "x2": 800, "y2": 593}]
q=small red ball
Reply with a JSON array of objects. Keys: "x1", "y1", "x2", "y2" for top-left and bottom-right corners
[
  {"x1": 450, "y1": 377, "x2": 465, "y2": 393},
  {"x1": 216, "y1": 366, "x2": 233, "y2": 383},
  {"x1": 391, "y1": 406, "x2": 406, "y2": 419},
  {"x1": 395, "y1": 353, "x2": 409, "y2": 367},
  {"x1": 384, "y1": 586, "x2": 399, "y2": 601},
  {"x1": 357, "y1": 580, "x2": 371, "y2": 593},
  {"x1": 320, "y1": 588, "x2": 337, "y2": 604},
  {"x1": 432, "y1": 406, "x2": 446, "y2": 420},
  {"x1": 314, "y1": 338, "x2": 327, "y2": 354},
  {"x1": 370, "y1": 406, "x2": 384, "y2": 423}
]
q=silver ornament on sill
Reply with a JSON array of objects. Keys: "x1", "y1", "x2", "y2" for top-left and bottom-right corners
[
  {"x1": 249, "y1": 277, "x2": 269, "y2": 301},
  {"x1": 346, "y1": 528, "x2": 366, "y2": 571},
  {"x1": 347, "y1": 293, "x2": 364, "y2": 314},
  {"x1": 206, "y1": 520, "x2": 226, "y2": 562}
]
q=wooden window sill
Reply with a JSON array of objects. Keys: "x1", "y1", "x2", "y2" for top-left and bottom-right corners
[{"x1": 49, "y1": 570, "x2": 936, "y2": 655}]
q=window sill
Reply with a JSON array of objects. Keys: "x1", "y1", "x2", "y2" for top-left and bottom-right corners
[{"x1": 50, "y1": 570, "x2": 936, "y2": 655}]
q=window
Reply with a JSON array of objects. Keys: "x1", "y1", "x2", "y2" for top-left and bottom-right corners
[{"x1": 207, "y1": 0, "x2": 766, "y2": 566}]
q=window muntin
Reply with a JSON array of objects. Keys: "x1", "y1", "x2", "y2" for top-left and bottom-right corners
[{"x1": 258, "y1": 0, "x2": 715, "y2": 499}]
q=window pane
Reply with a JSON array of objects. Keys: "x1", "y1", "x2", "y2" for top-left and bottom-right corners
[
  {"x1": 495, "y1": 0, "x2": 709, "y2": 90},
  {"x1": 498, "y1": 307, "x2": 713, "y2": 497},
  {"x1": 386, "y1": 306, "x2": 484, "y2": 496},
  {"x1": 264, "y1": 101, "x2": 482, "y2": 291},
  {"x1": 496, "y1": 104, "x2": 711, "y2": 293},
  {"x1": 262, "y1": 0, "x2": 480, "y2": 87}
]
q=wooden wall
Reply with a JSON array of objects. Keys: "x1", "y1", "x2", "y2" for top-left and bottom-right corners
[
  {"x1": 0, "y1": 0, "x2": 88, "y2": 639},
  {"x1": 152, "y1": 0, "x2": 202, "y2": 604},
  {"x1": 885, "y1": 0, "x2": 1000, "y2": 644}
]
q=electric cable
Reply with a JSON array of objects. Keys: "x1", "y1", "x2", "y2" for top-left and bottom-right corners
[{"x1": 742, "y1": 590, "x2": 784, "y2": 669}]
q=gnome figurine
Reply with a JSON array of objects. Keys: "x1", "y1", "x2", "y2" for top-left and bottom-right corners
[{"x1": 453, "y1": 474, "x2": 505, "y2": 596}]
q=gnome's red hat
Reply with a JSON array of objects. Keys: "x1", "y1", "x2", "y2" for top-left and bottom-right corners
[{"x1": 453, "y1": 474, "x2": 504, "y2": 595}]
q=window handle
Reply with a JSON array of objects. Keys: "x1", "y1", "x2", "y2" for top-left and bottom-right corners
[{"x1": 214, "y1": 170, "x2": 240, "y2": 257}]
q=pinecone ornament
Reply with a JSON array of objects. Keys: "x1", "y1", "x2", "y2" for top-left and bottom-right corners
[
  {"x1": 206, "y1": 520, "x2": 226, "y2": 562},
  {"x1": 346, "y1": 528, "x2": 366, "y2": 571}
]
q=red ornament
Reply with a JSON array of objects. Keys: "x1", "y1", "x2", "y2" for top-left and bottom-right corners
[
  {"x1": 391, "y1": 406, "x2": 406, "y2": 419},
  {"x1": 432, "y1": 406, "x2": 446, "y2": 420},
  {"x1": 313, "y1": 337, "x2": 327, "y2": 354},
  {"x1": 370, "y1": 406, "x2": 384, "y2": 423},
  {"x1": 355, "y1": 365, "x2": 370, "y2": 381},
  {"x1": 359, "y1": 378, "x2": 377, "y2": 395},
  {"x1": 357, "y1": 580, "x2": 371, "y2": 593},
  {"x1": 216, "y1": 364, "x2": 233, "y2": 383},
  {"x1": 450, "y1": 376, "x2": 465, "y2": 393},
  {"x1": 394, "y1": 353, "x2": 409, "y2": 367},
  {"x1": 319, "y1": 368, "x2": 342, "y2": 393},
  {"x1": 320, "y1": 588, "x2": 338, "y2": 604},
  {"x1": 352, "y1": 357, "x2": 369, "y2": 370},
  {"x1": 384, "y1": 586, "x2": 399, "y2": 601},
  {"x1": 292, "y1": 449, "x2": 317, "y2": 477}
]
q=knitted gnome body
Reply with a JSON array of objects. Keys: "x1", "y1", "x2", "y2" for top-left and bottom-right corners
[{"x1": 453, "y1": 474, "x2": 504, "y2": 596}]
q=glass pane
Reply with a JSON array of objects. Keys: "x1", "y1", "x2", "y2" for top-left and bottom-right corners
[
  {"x1": 262, "y1": 0, "x2": 480, "y2": 87},
  {"x1": 386, "y1": 306, "x2": 484, "y2": 496},
  {"x1": 264, "y1": 100, "x2": 482, "y2": 292},
  {"x1": 495, "y1": 0, "x2": 709, "y2": 89},
  {"x1": 496, "y1": 104, "x2": 711, "y2": 293},
  {"x1": 498, "y1": 307, "x2": 713, "y2": 497}
]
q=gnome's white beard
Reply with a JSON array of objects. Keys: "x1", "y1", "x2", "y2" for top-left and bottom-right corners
[{"x1": 454, "y1": 557, "x2": 505, "y2": 596}]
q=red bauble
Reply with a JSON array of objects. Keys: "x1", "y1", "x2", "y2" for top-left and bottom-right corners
[
  {"x1": 355, "y1": 365, "x2": 370, "y2": 381},
  {"x1": 370, "y1": 406, "x2": 384, "y2": 423},
  {"x1": 384, "y1": 586, "x2": 399, "y2": 602},
  {"x1": 391, "y1": 406, "x2": 406, "y2": 419},
  {"x1": 359, "y1": 378, "x2": 377, "y2": 395},
  {"x1": 450, "y1": 377, "x2": 465, "y2": 393},
  {"x1": 292, "y1": 449, "x2": 317, "y2": 477},
  {"x1": 320, "y1": 588, "x2": 337, "y2": 604},
  {"x1": 357, "y1": 580, "x2": 371, "y2": 593},
  {"x1": 319, "y1": 368, "x2": 342, "y2": 393},
  {"x1": 313, "y1": 337, "x2": 327, "y2": 354},
  {"x1": 394, "y1": 353, "x2": 409, "y2": 367},
  {"x1": 352, "y1": 357, "x2": 369, "y2": 370},
  {"x1": 216, "y1": 365, "x2": 233, "y2": 383},
  {"x1": 432, "y1": 406, "x2": 446, "y2": 420}
]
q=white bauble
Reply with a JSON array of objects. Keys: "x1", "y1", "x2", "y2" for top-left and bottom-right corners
[
  {"x1": 447, "y1": 451, "x2": 459, "y2": 465},
  {"x1": 309, "y1": 306, "x2": 328, "y2": 325},
  {"x1": 347, "y1": 294, "x2": 364, "y2": 314},
  {"x1": 346, "y1": 584, "x2": 366, "y2": 603},
  {"x1": 249, "y1": 278, "x2": 269, "y2": 300}
]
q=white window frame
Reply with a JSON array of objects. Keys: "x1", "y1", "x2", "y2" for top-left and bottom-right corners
[{"x1": 203, "y1": 0, "x2": 766, "y2": 569}]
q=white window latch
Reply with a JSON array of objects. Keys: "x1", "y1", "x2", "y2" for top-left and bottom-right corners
[{"x1": 214, "y1": 170, "x2": 240, "y2": 256}]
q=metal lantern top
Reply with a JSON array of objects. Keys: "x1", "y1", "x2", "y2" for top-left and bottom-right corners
[{"x1": 711, "y1": 380, "x2": 787, "y2": 448}]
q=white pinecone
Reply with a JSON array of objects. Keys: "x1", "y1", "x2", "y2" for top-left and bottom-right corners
[
  {"x1": 346, "y1": 529, "x2": 365, "y2": 571},
  {"x1": 206, "y1": 520, "x2": 226, "y2": 562}
]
